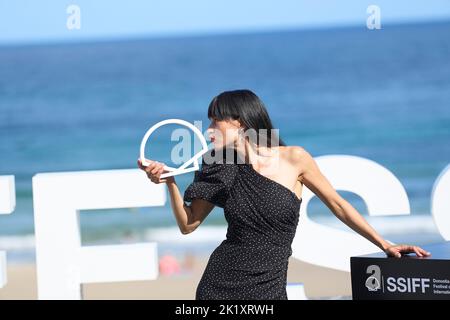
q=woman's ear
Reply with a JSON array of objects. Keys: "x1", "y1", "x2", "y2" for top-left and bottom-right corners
[{"x1": 235, "y1": 118, "x2": 245, "y2": 131}]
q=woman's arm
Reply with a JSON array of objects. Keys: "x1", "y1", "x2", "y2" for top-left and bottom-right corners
[
  {"x1": 137, "y1": 158, "x2": 215, "y2": 235},
  {"x1": 292, "y1": 147, "x2": 431, "y2": 258},
  {"x1": 166, "y1": 180, "x2": 215, "y2": 234}
]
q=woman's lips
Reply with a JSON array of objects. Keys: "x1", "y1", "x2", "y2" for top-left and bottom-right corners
[{"x1": 210, "y1": 137, "x2": 215, "y2": 142}]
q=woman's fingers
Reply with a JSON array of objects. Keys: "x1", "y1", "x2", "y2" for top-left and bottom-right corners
[
  {"x1": 137, "y1": 158, "x2": 154, "y2": 170},
  {"x1": 155, "y1": 163, "x2": 167, "y2": 178},
  {"x1": 403, "y1": 245, "x2": 413, "y2": 252},
  {"x1": 158, "y1": 169, "x2": 168, "y2": 183},
  {"x1": 406, "y1": 245, "x2": 422, "y2": 257},
  {"x1": 392, "y1": 249, "x2": 401, "y2": 258},
  {"x1": 150, "y1": 162, "x2": 161, "y2": 175},
  {"x1": 145, "y1": 161, "x2": 157, "y2": 174},
  {"x1": 413, "y1": 247, "x2": 423, "y2": 257},
  {"x1": 150, "y1": 163, "x2": 167, "y2": 183},
  {"x1": 416, "y1": 246, "x2": 431, "y2": 257},
  {"x1": 396, "y1": 245, "x2": 431, "y2": 257},
  {"x1": 152, "y1": 164, "x2": 163, "y2": 177},
  {"x1": 155, "y1": 162, "x2": 166, "y2": 175},
  {"x1": 137, "y1": 158, "x2": 171, "y2": 184},
  {"x1": 137, "y1": 159, "x2": 145, "y2": 170}
]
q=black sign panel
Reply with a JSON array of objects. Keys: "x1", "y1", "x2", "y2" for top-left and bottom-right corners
[{"x1": 350, "y1": 241, "x2": 450, "y2": 300}]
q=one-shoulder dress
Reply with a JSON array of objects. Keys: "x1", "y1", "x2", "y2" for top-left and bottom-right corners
[{"x1": 183, "y1": 150, "x2": 302, "y2": 300}]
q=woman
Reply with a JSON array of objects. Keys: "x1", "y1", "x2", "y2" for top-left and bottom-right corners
[{"x1": 137, "y1": 89, "x2": 431, "y2": 300}]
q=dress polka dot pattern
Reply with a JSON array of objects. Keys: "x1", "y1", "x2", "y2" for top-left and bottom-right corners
[{"x1": 183, "y1": 150, "x2": 302, "y2": 300}]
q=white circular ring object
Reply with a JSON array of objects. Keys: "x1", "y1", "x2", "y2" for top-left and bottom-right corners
[{"x1": 139, "y1": 119, "x2": 209, "y2": 178}]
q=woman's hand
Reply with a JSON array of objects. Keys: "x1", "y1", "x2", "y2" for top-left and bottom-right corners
[
  {"x1": 384, "y1": 244, "x2": 431, "y2": 258},
  {"x1": 137, "y1": 158, "x2": 174, "y2": 184}
]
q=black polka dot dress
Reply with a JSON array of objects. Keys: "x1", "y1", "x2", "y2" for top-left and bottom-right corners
[{"x1": 183, "y1": 149, "x2": 302, "y2": 300}]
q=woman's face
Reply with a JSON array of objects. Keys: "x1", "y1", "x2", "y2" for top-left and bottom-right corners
[{"x1": 207, "y1": 117, "x2": 241, "y2": 148}]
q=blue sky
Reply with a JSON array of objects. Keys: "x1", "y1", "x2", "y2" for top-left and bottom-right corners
[{"x1": 1, "y1": 0, "x2": 450, "y2": 44}]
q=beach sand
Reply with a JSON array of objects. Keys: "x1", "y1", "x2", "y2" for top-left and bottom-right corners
[{"x1": 0, "y1": 257, "x2": 352, "y2": 300}]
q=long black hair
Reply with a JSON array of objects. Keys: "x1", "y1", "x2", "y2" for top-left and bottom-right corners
[{"x1": 207, "y1": 89, "x2": 286, "y2": 148}]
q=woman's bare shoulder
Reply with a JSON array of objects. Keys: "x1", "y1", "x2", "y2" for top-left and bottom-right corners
[
  {"x1": 282, "y1": 145, "x2": 315, "y2": 176},
  {"x1": 280, "y1": 145, "x2": 309, "y2": 163}
]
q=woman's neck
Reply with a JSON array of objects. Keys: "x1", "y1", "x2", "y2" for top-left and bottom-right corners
[{"x1": 239, "y1": 139, "x2": 280, "y2": 168}]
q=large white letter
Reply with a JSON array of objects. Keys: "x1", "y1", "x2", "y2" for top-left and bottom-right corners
[
  {"x1": 431, "y1": 163, "x2": 450, "y2": 240},
  {"x1": 33, "y1": 169, "x2": 165, "y2": 299},
  {"x1": 292, "y1": 155, "x2": 410, "y2": 272},
  {"x1": 0, "y1": 175, "x2": 15, "y2": 288}
]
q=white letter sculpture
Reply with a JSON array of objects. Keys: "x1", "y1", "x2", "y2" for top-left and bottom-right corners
[
  {"x1": 0, "y1": 175, "x2": 15, "y2": 288},
  {"x1": 33, "y1": 169, "x2": 165, "y2": 299},
  {"x1": 431, "y1": 164, "x2": 450, "y2": 240},
  {"x1": 292, "y1": 155, "x2": 410, "y2": 272}
]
